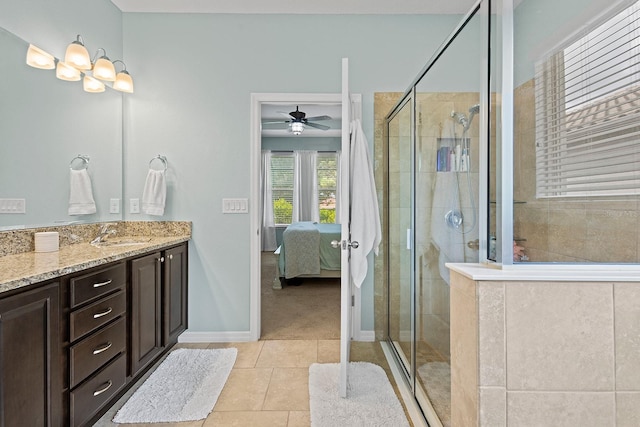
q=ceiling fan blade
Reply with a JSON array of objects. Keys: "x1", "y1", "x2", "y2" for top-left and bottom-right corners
[
  {"x1": 262, "y1": 122, "x2": 290, "y2": 129},
  {"x1": 306, "y1": 122, "x2": 330, "y2": 131},
  {"x1": 305, "y1": 115, "x2": 332, "y2": 121},
  {"x1": 262, "y1": 120, "x2": 291, "y2": 125}
]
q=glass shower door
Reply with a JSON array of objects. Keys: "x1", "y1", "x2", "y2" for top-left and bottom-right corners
[{"x1": 387, "y1": 96, "x2": 414, "y2": 378}]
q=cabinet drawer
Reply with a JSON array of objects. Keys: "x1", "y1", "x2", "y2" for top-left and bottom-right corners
[
  {"x1": 70, "y1": 263, "x2": 125, "y2": 308},
  {"x1": 70, "y1": 291, "x2": 126, "y2": 342},
  {"x1": 70, "y1": 317, "x2": 126, "y2": 388},
  {"x1": 70, "y1": 353, "x2": 126, "y2": 427}
]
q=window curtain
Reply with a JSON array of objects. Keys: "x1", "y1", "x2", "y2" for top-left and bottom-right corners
[
  {"x1": 261, "y1": 150, "x2": 277, "y2": 251},
  {"x1": 292, "y1": 150, "x2": 319, "y2": 223}
]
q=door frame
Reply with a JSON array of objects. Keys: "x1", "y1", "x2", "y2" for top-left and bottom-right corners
[{"x1": 249, "y1": 92, "x2": 362, "y2": 341}]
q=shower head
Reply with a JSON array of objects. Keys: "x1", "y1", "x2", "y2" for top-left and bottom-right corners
[
  {"x1": 451, "y1": 110, "x2": 468, "y2": 129},
  {"x1": 464, "y1": 104, "x2": 480, "y2": 132}
]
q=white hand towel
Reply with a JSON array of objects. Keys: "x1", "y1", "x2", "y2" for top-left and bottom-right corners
[
  {"x1": 68, "y1": 169, "x2": 97, "y2": 215},
  {"x1": 142, "y1": 169, "x2": 166, "y2": 216},
  {"x1": 349, "y1": 119, "x2": 382, "y2": 288}
]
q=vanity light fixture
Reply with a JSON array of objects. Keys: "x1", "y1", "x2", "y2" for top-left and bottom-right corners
[
  {"x1": 291, "y1": 122, "x2": 305, "y2": 135},
  {"x1": 112, "y1": 60, "x2": 134, "y2": 93},
  {"x1": 26, "y1": 34, "x2": 134, "y2": 94},
  {"x1": 83, "y1": 75, "x2": 105, "y2": 93},
  {"x1": 64, "y1": 35, "x2": 91, "y2": 70},
  {"x1": 56, "y1": 61, "x2": 81, "y2": 81},
  {"x1": 26, "y1": 44, "x2": 55, "y2": 69},
  {"x1": 91, "y1": 48, "x2": 116, "y2": 81}
]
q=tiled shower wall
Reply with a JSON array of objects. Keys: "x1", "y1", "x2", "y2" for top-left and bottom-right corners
[
  {"x1": 450, "y1": 271, "x2": 640, "y2": 426},
  {"x1": 514, "y1": 79, "x2": 640, "y2": 262}
]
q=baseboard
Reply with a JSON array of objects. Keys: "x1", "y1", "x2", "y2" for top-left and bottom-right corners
[
  {"x1": 178, "y1": 330, "x2": 255, "y2": 343},
  {"x1": 354, "y1": 330, "x2": 375, "y2": 342}
]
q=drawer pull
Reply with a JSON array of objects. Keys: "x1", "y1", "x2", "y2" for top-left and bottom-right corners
[
  {"x1": 93, "y1": 307, "x2": 113, "y2": 319},
  {"x1": 92, "y1": 342, "x2": 113, "y2": 355},
  {"x1": 93, "y1": 380, "x2": 113, "y2": 397},
  {"x1": 92, "y1": 279, "x2": 113, "y2": 288}
]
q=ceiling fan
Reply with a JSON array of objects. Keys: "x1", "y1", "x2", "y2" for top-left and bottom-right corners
[{"x1": 262, "y1": 106, "x2": 332, "y2": 135}]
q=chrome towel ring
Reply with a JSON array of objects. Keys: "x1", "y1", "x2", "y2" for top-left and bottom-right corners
[
  {"x1": 149, "y1": 155, "x2": 168, "y2": 171},
  {"x1": 69, "y1": 154, "x2": 90, "y2": 170}
]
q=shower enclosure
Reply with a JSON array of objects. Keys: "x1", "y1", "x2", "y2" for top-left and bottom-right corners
[{"x1": 383, "y1": 2, "x2": 490, "y2": 425}]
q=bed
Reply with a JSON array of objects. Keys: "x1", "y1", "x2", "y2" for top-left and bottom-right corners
[{"x1": 273, "y1": 222, "x2": 341, "y2": 289}]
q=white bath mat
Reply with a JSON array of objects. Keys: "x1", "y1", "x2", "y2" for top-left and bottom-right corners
[
  {"x1": 113, "y1": 347, "x2": 236, "y2": 423},
  {"x1": 309, "y1": 362, "x2": 409, "y2": 427}
]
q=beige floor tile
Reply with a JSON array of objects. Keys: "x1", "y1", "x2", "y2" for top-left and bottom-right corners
[
  {"x1": 209, "y1": 341, "x2": 264, "y2": 368},
  {"x1": 203, "y1": 411, "x2": 289, "y2": 427},
  {"x1": 287, "y1": 411, "x2": 311, "y2": 427},
  {"x1": 317, "y1": 340, "x2": 340, "y2": 363},
  {"x1": 263, "y1": 368, "x2": 310, "y2": 411},
  {"x1": 213, "y1": 368, "x2": 273, "y2": 411},
  {"x1": 256, "y1": 340, "x2": 318, "y2": 368}
]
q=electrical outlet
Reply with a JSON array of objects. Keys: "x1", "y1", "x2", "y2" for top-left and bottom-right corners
[
  {"x1": 130, "y1": 198, "x2": 140, "y2": 214},
  {"x1": 109, "y1": 198, "x2": 120, "y2": 214}
]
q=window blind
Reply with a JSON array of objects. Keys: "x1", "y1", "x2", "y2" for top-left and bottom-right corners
[{"x1": 535, "y1": 0, "x2": 640, "y2": 197}]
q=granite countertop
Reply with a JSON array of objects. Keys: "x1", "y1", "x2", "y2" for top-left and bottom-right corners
[{"x1": 0, "y1": 235, "x2": 190, "y2": 294}]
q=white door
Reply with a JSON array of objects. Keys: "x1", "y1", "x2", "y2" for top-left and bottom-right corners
[{"x1": 339, "y1": 57, "x2": 352, "y2": 398}]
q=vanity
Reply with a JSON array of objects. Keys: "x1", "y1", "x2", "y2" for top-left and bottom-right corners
[{"x1": 0, "y1": 221, "x2": 190, "y2": 427}]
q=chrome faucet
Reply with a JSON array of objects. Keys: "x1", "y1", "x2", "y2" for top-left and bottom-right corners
[{"x1": 91, "y1": 223, "x2": 117, "y2": 245}]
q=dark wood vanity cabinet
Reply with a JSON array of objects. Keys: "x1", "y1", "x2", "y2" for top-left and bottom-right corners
[
  {"x1": 130, "y1": 243, "x2": 188, "y2": 377},
  {"x1": 130, "y1": 251, "x2": 164, "y2": 377},
  {"x1": 0, "y1": 281, "x2": 62, "y2": 427},
  {"x1": 0, "y1": 240, "x2": 188, "y2": 426},
  {"x1": 163, "y1": 244, "x2": 188, "y2": 346},
  {"x1": 68, "y1": 262, "x2": 127, "y2": 427}
]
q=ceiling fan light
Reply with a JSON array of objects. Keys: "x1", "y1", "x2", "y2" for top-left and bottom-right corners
[
  {"x1": 291, "y1": 122, "x2": 304, "y2": 135},
  {"x1": 26, "y1": 44, "x2": 55, "y2": 69}
]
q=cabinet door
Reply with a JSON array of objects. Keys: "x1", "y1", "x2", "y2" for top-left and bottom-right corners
[
  {"x1": 130, "y1": 252, "x2": 163, "y2": 376},
  {"x1": 0, "y1": 282, "x2": 62, "y2": 427},
  {"x1": 163, "y1": 244, "x2": 188, "y2": 346}
]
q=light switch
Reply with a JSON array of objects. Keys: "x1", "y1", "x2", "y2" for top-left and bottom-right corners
[
  {"x1": 0, "y1": 198, "x2": 26, "y2": 214},
  {"x1": 222, "y1": 198, "x2": 249, "y2": 214}
]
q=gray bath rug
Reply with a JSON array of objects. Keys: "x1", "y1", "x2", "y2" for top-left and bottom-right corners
[{"x1": 113, "y1": 347, "x2": 236, "y2": 423}]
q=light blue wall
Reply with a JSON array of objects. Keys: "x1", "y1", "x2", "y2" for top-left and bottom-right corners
[
  {"x1": 0, "y1": 0, "x2": 123, "y2": 228},
  {"x1": 122, "y1": 13, "x2": 462, "y2": 333},
  {"x1": 262, "y1": 137, "x2": 341, "y2": 152}
]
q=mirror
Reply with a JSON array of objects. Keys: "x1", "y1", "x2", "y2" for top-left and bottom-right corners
[{"x1": 0, "y1": 26, "x2": 123, "y2": 229}]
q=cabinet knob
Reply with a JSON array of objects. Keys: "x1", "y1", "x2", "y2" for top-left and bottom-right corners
[
  {"x1": 157, "y1": 257, "x2": 165, "y2": 263},
  {"x1": 169, "y1": 254, "x2": 173, "y2": 260}
]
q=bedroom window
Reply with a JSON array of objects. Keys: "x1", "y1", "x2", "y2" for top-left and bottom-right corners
[
  {"x1": 271, "y1": 154, "x2": 295, "y2": 224},
  {"x1": 269, "y1": 151, "x2": 338, "y2": 225},
  {"x1": 317, "y1": 152, "x2": 338, "y2": 223},
  {"x1": 535, "y1": 0, "x2": 640, "y2": 198}
]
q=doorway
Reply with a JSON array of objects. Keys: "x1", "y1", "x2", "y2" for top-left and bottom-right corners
[{"x1": 249, "y1": 93, "x2": 362, "y2": 341}]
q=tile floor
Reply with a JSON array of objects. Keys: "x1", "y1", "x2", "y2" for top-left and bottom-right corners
[{"x1": 95, "y1": 339, "x2": 410, "y2": 427}]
